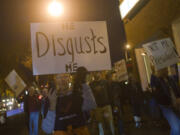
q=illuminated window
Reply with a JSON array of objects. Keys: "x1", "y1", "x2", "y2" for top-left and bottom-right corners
[{"x1": 120, "y1": 0, "x2": 140, "y2": 19}]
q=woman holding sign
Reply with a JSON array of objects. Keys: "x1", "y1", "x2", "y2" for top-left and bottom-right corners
[{"x1": 54, "y1": 67, "x2": 96, "y2": 135}]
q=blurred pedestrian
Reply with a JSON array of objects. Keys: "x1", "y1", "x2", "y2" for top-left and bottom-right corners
[
  {"x1": 148, "y1": 67, "x2": 162, "y2": 126},
  {"x1": 74, "y1": 67, "x2": 97, "y2": 116},
  {"x1": 152, "y1": 68, "x2": 180, "y2": 135},
  {"x1": 28, "y1": 86, "x2": 41, "y2": 135},
  {"x1": 106, "y1": 72, "x2": 125, "y2": 135},
  {"x1": 54, "y1": 71, "x2": 92, "y2": 135},
  {"x1": 90, "y1": 72, "x2": 115, "y2": 135},
  {"x1": 128, "y1": 74, "x2": 143, "y2": 128},
  {"x1": 23, "y1": 88, "x2": 30, "y2": 130},
  {"x1": 41, "y1": 81, "x2": 57, "y2": 135}
]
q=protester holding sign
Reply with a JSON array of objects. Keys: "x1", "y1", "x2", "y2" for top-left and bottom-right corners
[
  {"x1": 128, "y1": 74, "x2": 144, "y2": 128},
  {"x1": 31, "y1": 22, "x2": 111, "y2": 75},
  {"x1": 28, "y1": 86, "x2": 41, "y2": 135},
  {"x1": 41, "y1": 81, "x2": 57, "y2": 135},
  {"x1": 74, "y1": 67, "x2": 97, "y2": 112},
  {"x1": 54, "y1": 68, "x2": 94, "y2": 135},
  {"x1": 90, "y1": 72, "x2": 115, "y2": 135},
  {"x1": 152, "y1": 68, "x2": 180, "y2": 135},
  {"x1": 143, "y1": 38, "x2": 179, "y2": 70}
]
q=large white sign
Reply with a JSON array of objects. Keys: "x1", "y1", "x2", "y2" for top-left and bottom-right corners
[
  {"x1": 143, "y1": 38, "x2": 179, "y2": 70},
  {"x1": 172, "y1": 18, "x2": 180, "y2": 82},
  {"x1": 114, "y1": 59, "x2": 128, "y2": 82},
  {"x1": 5, "y1": 70, "x2": 26, "y2": 97},
  {"x1": 31, "y1": 22, "x2": 111, "y2": 75},
  {"x1": 172, "y1": 18, "x2": 180, "y2": 56}
]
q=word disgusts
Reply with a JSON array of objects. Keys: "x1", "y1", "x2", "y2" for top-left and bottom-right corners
[{"x1": 36, "y1": 28, "x2": 107, "y2": 62}]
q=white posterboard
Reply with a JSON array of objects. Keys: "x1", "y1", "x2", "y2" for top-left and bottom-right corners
[
  {"x1": 5, "y1": 70, "x2": 26, "y2": 97},
  {"x1": 31, "y1": 22, "x2": 112, "y2": 75},
  {"x1": 172, "y1": 18, "x2": 180, "y2": 82},
  {"x1": 114, "y1": 59, "x2": 128, "y2": 82},
  {"x1": 143, "y1": 38, "x2": 179, "y2": 70},
  {"x1": 172, "y1": 18, "x2": 180, "y2": 56}
]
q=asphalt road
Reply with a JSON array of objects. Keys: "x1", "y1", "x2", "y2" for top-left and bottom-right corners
[{"x1": 0, "y1": 113, "x2": 170, "y2": 135}]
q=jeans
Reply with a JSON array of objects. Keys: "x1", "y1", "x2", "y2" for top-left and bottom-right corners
[
  {"x1": 117, "y1": 119, "x2": 124, "y2": 135},
  {"x1": 41, "y1": 103, "x2": 45, "y2": 118},
  {"x1": 159, "y1": 105, "x2": 180, "y2": 135},
  {"x1": 93, "y1": 105, "x2": 115, "y2": 135},
  {"x1": 29, "y1": 112, "x2": 39, "y2": 135},
  {"x1": 149, "y1": 98, "x2": 160, "y2": 119}
]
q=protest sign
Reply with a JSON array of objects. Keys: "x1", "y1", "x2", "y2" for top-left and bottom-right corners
[
  {"x1": 31, "y1": 21, "x2": 111, "y2": 75},
  {"x1": 143, "y1": 38, "x2": 179, "y2": 70},
  {"x1": 114, "y1": 59, "x2": 128, "y2": 82},
  {"x1": 5, "y1": 70, "x2": 26, "y2": 97},
  {"x1": 172, "y1": 18, "x2": 180, "y2": 56}
]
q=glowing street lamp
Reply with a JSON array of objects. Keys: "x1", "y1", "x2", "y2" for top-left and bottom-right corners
[
  {"x1": 48, "y1": 1, "x2": 64, "y2": 17},
  {"x1": 126, "y1": 44, "x2": 131, "y2": 49},
  {"x1": 125, "y1": 44, "x2": 131, "y2": 61}
]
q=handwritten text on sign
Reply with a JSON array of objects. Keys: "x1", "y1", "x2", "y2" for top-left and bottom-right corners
[
  {"x1": 5, "y1": 70, "x2": 26, "y2": 97},
  {"x1": 31, "y1": 22, "x2": 111, "y2": 75},
  {"x1": 143, "y1": 38, "x2": 179, "y2": 70},
  {"x1": 114, "y1": 59, "x2": 128, "y2": 82}
]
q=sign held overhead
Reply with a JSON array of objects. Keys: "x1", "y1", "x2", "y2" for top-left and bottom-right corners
[
  {"x1": 114, "y1": 59, "x2": 128, "y2": 82},
  {"x1": 5, "y1": 70, "x2": 27, "y2": 97},
  {"x1": 31, "y1": 22, "x2": 111, "y2": 75},
  {"x1": 143, "y1": 38, "x2": 179, "y2": 70}
]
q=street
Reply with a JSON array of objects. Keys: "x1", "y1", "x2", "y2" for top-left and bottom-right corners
[{"x1": 0, "y1": 113, "x2": 170, "y2": 135}]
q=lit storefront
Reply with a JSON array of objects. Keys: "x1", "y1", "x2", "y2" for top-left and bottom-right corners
[{"x1": 120, "y1": 0, "x2": 180, "y2": 91}]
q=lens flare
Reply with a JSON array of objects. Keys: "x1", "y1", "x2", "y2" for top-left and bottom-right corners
[{"x1": 48, "y1": 1, "x2": 64, "y2": 17}]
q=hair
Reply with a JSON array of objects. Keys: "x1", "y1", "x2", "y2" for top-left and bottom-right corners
[
  {"x1": 48, "y1": 80, "x2": 56, "y2": 94},
  {"x1": 73, "y1": 67, "x2": 88, "y2": 93}
]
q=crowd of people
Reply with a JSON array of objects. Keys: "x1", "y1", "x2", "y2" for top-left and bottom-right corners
[{"x1": 22, "y1": 66, "x2": 180, "y2": 135}]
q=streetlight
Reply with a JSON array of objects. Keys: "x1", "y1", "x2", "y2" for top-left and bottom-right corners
[
  {"x1": 126, "y1": 44, "x2": 131, "y2": 49},
  {"x1": 48, "y1": 0, "x2": 64, "y2": 17},
  {"x1": 125, "y1": 44, "x2": 131, "y2": 61}
]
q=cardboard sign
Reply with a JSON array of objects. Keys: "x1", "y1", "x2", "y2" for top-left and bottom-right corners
[
  {"x1": 114, "y1": 59, "x2": 128, "y2": 82},
  {"x1": 143, "y1": 38, "x2": 179, "y2": 70},
  {"x1": 31, "y1": 22, "x2": 112, "y2": 75},
  {"x1": 172, "y1": 18, "x2": 180, "y2": 56},
  {"x1": 5, "y1": 70, "x2": 26, "y2": 97}
]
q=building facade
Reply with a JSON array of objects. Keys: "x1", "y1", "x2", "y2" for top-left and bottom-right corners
[{"x1": 121, "y1": 0, "x2": 180, "y2": 90}]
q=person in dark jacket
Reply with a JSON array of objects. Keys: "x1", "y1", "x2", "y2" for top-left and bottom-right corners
[
  {"x1": 41, "y1": 81, "x2": 57, "y2": 135},
  {"x1": 90, "y1": 72, "x2": 115, "y2": 135},
  {"x1": 28, "y1": 86, "x2": 41, "y2": 135},
  {"x1": 152, "y1": 68, "x2": 180, "y2": 135},
  {"x1": 54, "y1": 70, "x2": 91, "y2": 135},
  {"x1": 23, "y1": 90, "x2": 30, "y2": 130},
  {"x1": 128, "y1": 74, "x2": 144, "y2": 128},
  {"x1": 106, "y1": 72, "x2": 126, "y2": 135}
]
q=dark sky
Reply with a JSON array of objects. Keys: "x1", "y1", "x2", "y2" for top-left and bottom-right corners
[
  {"x1": 0, "y1": 0, "x2": 126, "y2": 78},
  {"x1": 0, "y1": 0, "x2": 32, "y2": 77}
]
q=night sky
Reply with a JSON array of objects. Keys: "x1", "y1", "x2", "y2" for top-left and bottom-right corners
[{"x1": 0, "y1": 0, "x2": 126, "y2": 79}]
